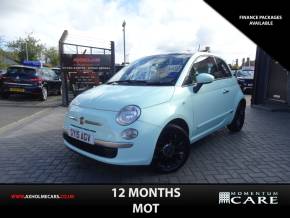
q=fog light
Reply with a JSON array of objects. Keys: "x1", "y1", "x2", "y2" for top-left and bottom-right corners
[{"x1": 121, "y1": 128, "x2": 138, "y2": 140}]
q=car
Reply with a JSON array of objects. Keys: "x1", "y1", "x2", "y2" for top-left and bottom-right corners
[
  {"x1": 235, "y1": 70, "x2": 254, "y2": 93},
  {"x1": 63, "y1": 52, "x2": 245, "y2": 173},
  {"x1": 1, "y1": 65, "x2": 62, "y2": 100}
]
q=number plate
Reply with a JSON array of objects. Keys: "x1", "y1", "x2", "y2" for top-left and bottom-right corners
[
  {"x1": 10, "y1": 88, "x2": 24, "y2": 92},
  {"x1": 69, "y1": 127, "x2": 94, "y2": 145}
]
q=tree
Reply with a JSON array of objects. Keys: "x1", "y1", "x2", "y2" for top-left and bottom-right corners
[
  {"x1": 7, "y1": 33, "x2": 44, "y2": 62},
  {"x1": 0, "y1": 36, "x2": 5, "y2": 49},
  {"x1": 44, "y1": 47, "x2": 59, "y2": 67},
  {"x1": 0, "y1": 36, "x2": 8, "y2": 69}
]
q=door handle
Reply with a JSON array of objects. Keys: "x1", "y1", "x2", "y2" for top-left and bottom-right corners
[{"x1": 223, "y1": 89, "x2": 229, "y2": 94}]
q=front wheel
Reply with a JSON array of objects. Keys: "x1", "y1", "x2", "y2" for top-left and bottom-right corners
[
  {"x1": 151, "y1": 124, "x2": 190, "y2": 173},
  {"x1": 227, "y1": 101, "x2": 245, "y2": 132}
]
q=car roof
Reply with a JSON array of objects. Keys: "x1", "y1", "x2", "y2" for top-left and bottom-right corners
[
  {"x1": 145, "y1": 52, "x2": 222, "y2": 58},
  {"x1": 9, "y1": 65, "x2": 56, "y2": 71},
  {"x1": 9, "y1": 65, "x2": 37, "y2": 70}
]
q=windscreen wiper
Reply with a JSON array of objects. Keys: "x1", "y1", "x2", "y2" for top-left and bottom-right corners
[
  {"x1": 106, "y1": 80, "x2": 173, "y2": 86},
  {"x1": 106, "y1": 80, "x2": 148, "y2": 85}
]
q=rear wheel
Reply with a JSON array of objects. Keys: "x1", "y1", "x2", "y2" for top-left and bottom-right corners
[
  {"x1": 151, "y1": 124, "x2": 190, "y2": 173},
  {"x1": 39, "y1": 87, "x2": 48, "y2": 101},
  {"x1": 227, "y1": 101, "x2": 245, "y2": 132}
]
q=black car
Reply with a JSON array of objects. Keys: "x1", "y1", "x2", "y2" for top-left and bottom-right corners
[
  {"x1": 235, "y1": 70, "x2": 254, "y2": 93},
  {"x1": 1, "y1": 65, "x2": 62, "y2": 101}
]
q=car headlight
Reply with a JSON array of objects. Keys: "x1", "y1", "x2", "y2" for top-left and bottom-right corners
[{"x1": 116, "y1": 105, "x2": 141, "y2": 126}]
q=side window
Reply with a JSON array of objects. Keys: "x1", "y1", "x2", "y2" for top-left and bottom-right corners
[
  {"x1": 183, "y1": 55, "x2": 218, "y2": 85},
  {"x1": 214, "y1": 57, "x2": 232, "y2": 78}
]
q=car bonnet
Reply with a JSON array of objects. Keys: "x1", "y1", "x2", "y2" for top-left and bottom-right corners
[{"x1": 71, "y1": 84, "x2": 175, "y2": 111}]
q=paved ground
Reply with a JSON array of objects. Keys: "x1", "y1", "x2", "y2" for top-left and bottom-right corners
[
  {"x1": 0, "y1": 94, "x2": 61, "y2": 128},
  {"x1": 0, "y1": 95, "x2": 290, "y2": 183}
]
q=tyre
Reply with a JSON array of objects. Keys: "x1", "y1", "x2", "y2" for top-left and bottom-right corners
[
  {"x1": 227, "y1": 101, "x2": 245, "y2": 132},
  {"x1": 39, "y1": 87, "x2": 48, "y2": 101},
  {"x1": 1, "y1": 92, "x2": 9, "y2": 99},
  {"x1": 151, "y1": 124, "x2": 190, "y2": 173}
]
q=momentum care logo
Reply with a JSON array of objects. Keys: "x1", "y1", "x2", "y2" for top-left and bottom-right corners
[{"x1": 218, "y1": 191, "x2": 278, "y2": 205}]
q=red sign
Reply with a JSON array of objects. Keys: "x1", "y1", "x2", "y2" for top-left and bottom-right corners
[{"x1": 61, "y1": 54, "x2": 111, "y2": 71}]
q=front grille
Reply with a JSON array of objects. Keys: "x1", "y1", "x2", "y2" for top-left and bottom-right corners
[{"x1": 63, "y1": 133, "x2": 117, "y2": 158}]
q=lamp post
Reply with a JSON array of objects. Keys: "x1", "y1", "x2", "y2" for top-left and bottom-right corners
[
  {"x1": 25, "y1": 41, "x2": 28, "y2": 61},
  {"x1": 122, "y1": 20, "x2": 126, "y2": 65}
]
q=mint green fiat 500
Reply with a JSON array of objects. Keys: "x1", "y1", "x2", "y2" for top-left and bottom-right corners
[{"x1": 63, "y1": 52, "x2": 245, "y2": 173}]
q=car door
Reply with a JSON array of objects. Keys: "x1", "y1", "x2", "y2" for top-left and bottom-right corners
[
  {"x1": 185, "y1": 55, "x2": 231, "y2": 138},
  {"x1": 214, "y1": 56, "x2": 235, "y2": 119}
]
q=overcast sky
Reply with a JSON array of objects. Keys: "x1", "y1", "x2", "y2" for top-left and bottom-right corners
[{"x1": 0, "y1": 0, "x2": 256, "y2": 64}]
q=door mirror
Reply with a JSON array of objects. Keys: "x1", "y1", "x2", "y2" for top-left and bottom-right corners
[
  {"x1": 193, "y1": 73, "x2": 214, "y2": 93},
  {"x1": 196, "y1": 73, "x2": 214, "y2": 84}
]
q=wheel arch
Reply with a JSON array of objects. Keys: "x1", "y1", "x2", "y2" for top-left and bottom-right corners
[
  {"x1": 238, "y1": 97, "x2": 246, "y2": 110},
  {"x1": 163, "y1": 118, "x2": 190, "y2": 137}
]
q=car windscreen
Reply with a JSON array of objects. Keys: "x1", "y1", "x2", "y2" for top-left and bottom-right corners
[
  {"x1": 107, "y1": 54, "x2": 191, "y2": 86},
  {"x1": 6, "y1": 67, "x2": 37, "y2": 78},
  {"x1": 239, "y1": 70, "x2": 254, "y2": 78}
]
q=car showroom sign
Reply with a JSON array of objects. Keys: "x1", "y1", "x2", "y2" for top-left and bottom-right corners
[{"x1": 61, "y1": 54, "x2": 111, "y2": 71}]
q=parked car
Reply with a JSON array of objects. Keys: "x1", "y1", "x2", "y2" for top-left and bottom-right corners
[
  {"x1": 235, "y1": 70, "x2": 254, "y2": 93},
  {"x1": 1, "y1": 65, "x2": 62, "y2": 100},
  {"x1": 63, "y1": 52, "x2": 245, "y2": 173}
]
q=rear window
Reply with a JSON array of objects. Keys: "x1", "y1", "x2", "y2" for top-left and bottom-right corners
[{"x1": 7, "y1": 67, "x2": 37, "y2": 77}]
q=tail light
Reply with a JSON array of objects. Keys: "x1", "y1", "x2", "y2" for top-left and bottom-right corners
[
  {"x1": 30, "y1": 77, "x2": 43, "y2": 84},
  {"x1": 1, "y1": 76, "x2": 9, "y2": 81}
]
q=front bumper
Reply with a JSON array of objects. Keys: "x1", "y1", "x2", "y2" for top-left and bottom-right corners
[
  {"x1": 63, "y1": 129, "x2": 133, "y2": 148},
  {"x1": 63, "y1": 106, "x2": 161, "y2": 166}
]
